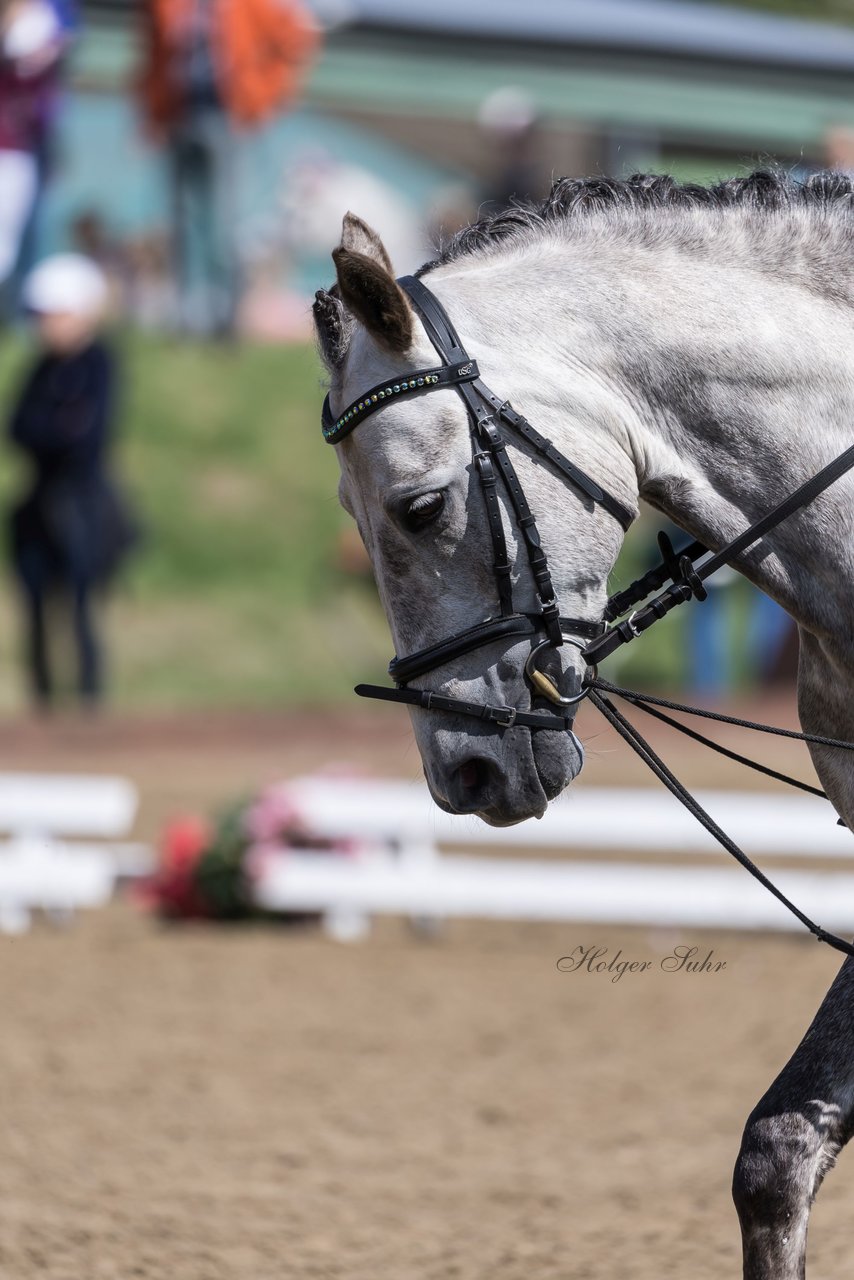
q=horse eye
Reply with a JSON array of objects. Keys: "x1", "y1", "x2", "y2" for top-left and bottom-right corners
[{"x1": 402, "y1": 490, "x2": 446, "y2": 532}]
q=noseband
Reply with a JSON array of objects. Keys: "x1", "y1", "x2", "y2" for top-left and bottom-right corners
[{"x1": 321, "y1": 274, "x2": 634, "y2": 732}]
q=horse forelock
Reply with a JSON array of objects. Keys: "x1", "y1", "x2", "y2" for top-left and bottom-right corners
[{"x1": 312, "y1": 285, "x2": 354, "y2": 381}]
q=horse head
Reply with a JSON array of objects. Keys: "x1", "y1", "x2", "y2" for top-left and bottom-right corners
[{"x1": 314, "y1": 212, "x2": 636, "y2": 825}]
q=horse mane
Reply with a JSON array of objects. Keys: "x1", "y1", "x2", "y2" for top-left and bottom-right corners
[
  {"x1": 417, "y1": 170, "x2": 854, "y2": 276},
  {"x1": 315, "y1": 169, "x2": 854, "y2": 374}
]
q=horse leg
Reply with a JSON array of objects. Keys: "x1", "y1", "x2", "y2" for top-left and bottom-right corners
[{"x1": 732, "y1": 956, "x2": 854, "y2": 1279}]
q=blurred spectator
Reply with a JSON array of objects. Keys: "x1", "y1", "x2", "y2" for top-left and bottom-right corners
[
  {"x1": 11, "y1": 0, "x2": 79, "y2": 303},
  {"x1": 478, "y1": 87, "x2": 544, "y2": 212},
  {"x1": 138, "y1": 0, "x2": 319, "y2": 339},
  {"x1": 279, "y1": 149, "x2": 426, "y2": 275},
  {"x1": 7, "y1": 255, "x2": 137, "y2": 709},
  {"x1": 0, "y1": 0, "x2": 66, "y2": 314}
]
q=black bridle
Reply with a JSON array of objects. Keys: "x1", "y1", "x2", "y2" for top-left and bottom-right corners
[
  {"x1": 322, "y1": 275, "x2": 633, "y2": 732},
  {"x1": 321, "y1": 274, "x2": 854, "y2": 961}
]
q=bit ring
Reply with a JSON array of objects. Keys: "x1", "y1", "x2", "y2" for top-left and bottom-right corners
[{"x1": 524, "y1": 638, "x2": 597, "y2": 707}]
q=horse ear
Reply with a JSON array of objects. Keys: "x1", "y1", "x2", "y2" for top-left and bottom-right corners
[
  {"x1": 339, "y1": 211, "x2": 395, "y2": 274},
  {"x1": 332, "y1": 212, "x2": 413, "y2": 355}
]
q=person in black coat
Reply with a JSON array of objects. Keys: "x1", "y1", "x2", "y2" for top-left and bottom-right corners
[{"x1": 8, "y1": 254, "x2": 135, "y2": 706}]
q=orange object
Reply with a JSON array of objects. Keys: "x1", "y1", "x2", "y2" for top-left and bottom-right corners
[{"x1": 139, "y1": 0, "x2": 320, "y2": 131}]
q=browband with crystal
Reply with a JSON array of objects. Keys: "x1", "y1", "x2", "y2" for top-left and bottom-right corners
[{"x1": 321, "y1": 360, "x2": 480, "y2": 444}]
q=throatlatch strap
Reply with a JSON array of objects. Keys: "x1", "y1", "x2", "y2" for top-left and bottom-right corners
[{"x1": 484, "y1": 390, "x2": 634, "y2": 531}]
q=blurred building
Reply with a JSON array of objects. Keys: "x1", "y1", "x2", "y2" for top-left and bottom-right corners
[
  {"x1": 301, "y1": 0, "x2": 854, "y2": 182},
  {"x1": 39, "y1": 0, "x2": 854, "y2": 298}
]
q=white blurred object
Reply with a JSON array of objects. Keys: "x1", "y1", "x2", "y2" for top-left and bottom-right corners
[
  {"x1": 0, "y1": 834, "x2": 113, "y2": 918},
  {"x1": 23, "y1": 253, "x2": 108, "y2": 316},
  {"x1": 323, "y1": 904, "x2": 371, "y2": 942},
  {"x1": 251, "y1": 776, "x2": 854, "y2": 940},
  {"x1": 478, "y1": 87, "x2": 537, "y2": 135},
  {"x1": 3, "y1": 0, "x2": 60, "y2": 61},
  {"x1": 257, "y1": 850, "x2": 854, "y2": 937},
  {"x1": 269, "y1": 777, "x2": 854, "y2": 858},
  {"x1": 0, "y1": 773, "x2": 136, "y2": 836},
  {"x1": 281, "y1": 152, "x2": 427, "y2": 275},
  {"x1": 0, "y1": 773, "x2": 153, "y2": 934},
  {"x1": 0, "y1": 151, "x2": 37, "y2": 283}
]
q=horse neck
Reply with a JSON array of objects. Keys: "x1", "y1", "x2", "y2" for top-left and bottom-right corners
[
  {"x1": 613, "y1": 244, "x2": 854, "y2": 642},
  {"x1": 438, "y1": 228, "x2": 854, "y2": 643}
]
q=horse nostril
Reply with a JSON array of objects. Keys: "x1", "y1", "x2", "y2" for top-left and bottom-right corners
[
  {"x1": 458, "y1": 759, "x2": 482, "y2": 791},
  {"x1": 451, "y1": 757, "x2": 494, "y2": 812}
]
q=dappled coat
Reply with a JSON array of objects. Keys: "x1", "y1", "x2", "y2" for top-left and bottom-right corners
[{"x1": 139, "y1": 0, "x2": 320, "y2": 130}]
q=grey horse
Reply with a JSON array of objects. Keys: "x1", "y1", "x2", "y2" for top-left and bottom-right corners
[{"x1": 313, "y1": 171, "x2": 854, "y2": 1279}]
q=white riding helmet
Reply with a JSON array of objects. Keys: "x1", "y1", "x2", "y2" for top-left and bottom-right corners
[{"x1": 23, "y1": 254, "x2": 109, "y2": 317}]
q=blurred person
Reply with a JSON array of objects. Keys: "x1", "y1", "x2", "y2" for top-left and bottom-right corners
[
  {"x1": 0, "y1": 0, "x2": 67, "y2": 314},
  {"x1": 278, "y1": 149, "x2": 426, "y2": 280},
  {"x1": 138, "y1": 0, "x2": 319, "y2": 339},
  {"x1": 10, "y1": 0, "x2": 79, "y2": 301},
  {"x1": 478, "y1": 87, "x2": 544, "y2": 212},
  {"x1": 7, "y1": 255, "x2": 137, "y2": 708}
]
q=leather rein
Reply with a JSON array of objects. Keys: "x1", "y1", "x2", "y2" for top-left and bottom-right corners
[{"x1": 321, "y1": 274, "x2": 854, "y2": 960}]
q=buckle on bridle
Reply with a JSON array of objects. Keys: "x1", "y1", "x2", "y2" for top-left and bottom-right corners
[
  {"x1": 626, "y1": 610, "x2": 642, "y2": 638},
  {"x1": 493, "y1": 705, "x2": 517, "y2": 728}
]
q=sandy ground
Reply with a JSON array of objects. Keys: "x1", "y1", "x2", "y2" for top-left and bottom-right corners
[
  {"x1": 1, "y1": 694, "x2": 853, "y2": 1279},
  {"x1": 2, "y1": 912, "x2": 854, "y2": 1280}
]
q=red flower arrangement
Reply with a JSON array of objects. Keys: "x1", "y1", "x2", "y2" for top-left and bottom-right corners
[
  {"x1": 141, "y1": 780, "x2": 361, "y2": 923},
  {"x1": 137, "y1": 815, "x2": 213, "y2": 920}
]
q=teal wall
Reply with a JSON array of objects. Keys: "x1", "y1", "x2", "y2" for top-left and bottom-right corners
[{"x1": 41, "y1": 92, "x2": 457, "y2": 293}]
